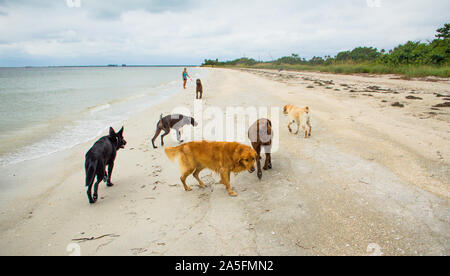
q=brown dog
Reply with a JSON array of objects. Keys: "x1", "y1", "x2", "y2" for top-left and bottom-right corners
[
  {"x1": 248, "y1": 119, "x2": 273, "y2": 180},
  {"x1": 196, "y1": 79, "x2": 203, "y2": 99},
  {"x1": 283, "y1": 104, "x2": 311, "y2": 138},
  {"x1": 165, "y1": 141, "x2": 257, "y2": 196}
]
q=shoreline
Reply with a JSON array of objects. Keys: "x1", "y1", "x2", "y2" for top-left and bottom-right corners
[
  {"x1": 0, "y1": 68, "x2": 448, "y2": 256},
  {"x1": 0, "y1": 66, "x2": 208, "y2": 168},
  {"x1": 0, "y1": 74, "x2": 193, "y2": 206}
]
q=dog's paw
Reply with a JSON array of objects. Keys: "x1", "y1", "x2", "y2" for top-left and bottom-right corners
[
  {"x1": 92, "y1": 194, "x2": 98, "y2": 203},
  {"x1": 228, "y1": 190, "x2": 238, "y2": 197},
  {"x1": 185, "y1": 186, "x2": 192, "y2": 191},
  {"x1": 107, "y1": 182, "x2": 114, "y2": 187},
  {"x1": 257, "y1": 171, "x2": 263, "y2": 179}
]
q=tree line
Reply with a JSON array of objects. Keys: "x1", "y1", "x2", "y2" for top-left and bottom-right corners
[{"x1": 202, "y1": 23, "x2": 449, "y2": 67}]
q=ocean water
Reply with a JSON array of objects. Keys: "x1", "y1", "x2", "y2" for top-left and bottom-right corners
[{"x1": 0, "y1": 66, "x2": 208, "y2": 166}]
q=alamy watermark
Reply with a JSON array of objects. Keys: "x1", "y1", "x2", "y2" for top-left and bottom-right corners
[{"x1": 166, "y1": 100, "x2": 281, "y2": 152}]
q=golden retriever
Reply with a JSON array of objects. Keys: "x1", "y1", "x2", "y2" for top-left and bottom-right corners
[
  {"x1": 165, "y1": 141, "x2": 257, "y2": 196},
  {"x1": 283, "y1": 104, "x2": 311, "y2": 138}
]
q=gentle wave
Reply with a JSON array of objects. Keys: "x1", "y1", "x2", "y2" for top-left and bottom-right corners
[{"x1": 88, "y1": 103, "x2": 111, "y2": 114}]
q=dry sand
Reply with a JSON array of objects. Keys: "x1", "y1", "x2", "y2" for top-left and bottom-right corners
[{"x1": 0, "y1": 68, "x2": 448, "y2": 256}]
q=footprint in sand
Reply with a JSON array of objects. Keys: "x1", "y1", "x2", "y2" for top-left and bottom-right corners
[
  {"x1": 150, "y1": 166, "x2": 162, "y2": 177},
  {"x1": 131, "y1": 248, "x2": 148, "y2": 255}
]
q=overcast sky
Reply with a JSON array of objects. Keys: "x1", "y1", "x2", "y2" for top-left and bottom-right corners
[{"x1": 0, "y1": 0, "x2": 448, "y2": 66}]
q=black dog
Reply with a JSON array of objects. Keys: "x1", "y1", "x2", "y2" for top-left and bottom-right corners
[
  {"x1": 85, "y1": 127, "x2": 126, "y2": 204},
  {"x1": 151, "y1": 114, "x2": 198, "y2": 149}
]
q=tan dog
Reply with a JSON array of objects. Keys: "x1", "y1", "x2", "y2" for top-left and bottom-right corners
[
  {"x1": 165, "y1": 141, "x2": 257, "y2": 197},
  {"x1": 283, "y1": 104, "x2": 311, "y2": 138}
]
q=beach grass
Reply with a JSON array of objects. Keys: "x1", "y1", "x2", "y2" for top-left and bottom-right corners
[{"x1": 205, "y1": 63, "x2": 450, "y2": 78}]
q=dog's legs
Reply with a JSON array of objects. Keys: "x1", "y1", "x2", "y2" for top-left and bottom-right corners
[
  {"x1": 87, "y1": 184, "x2": 95, "y2": 204},
  {"x1": 175, "y1": 128, "x2": 184, "y2": 143},
  {"x1": 302, "y1": 125, "x2": 308, "y2": 138},
  {"x1": 106, "y1": 162, "x2": 114, "y2": 187},
  {"x1": 86, "y1": 164, "x2": 96, "y2": 204},
  {"x1": 263, "y1": 153, "x2": 272, "y2": 170},
  {"x1": 307, "y1": 120, "x2": 312, "y2": 137},
  {"x1": 288, "y1": 122, "x2": 293, "y2": 133},
  {"x1": 252, "y1": 142, "x2": 263, "y2": 180},
  {"x1": 262, "y1": 144, "x2": 272, "y2": 170},
  {"x1": 267, "y1": 153, "x2": 272, "y2": 169},
  {"x1": 151, "y1": 127, "x2": 162, "y2": 149},
  {"x1": 220, "y1": 170, "x2": 237, "y2": 197},
  {"x1": 193, "y1": 167, "x2": 206, "y2": 188},
  {"x1": 160, "y1": 128, "x2": 170, "y2": 146},
  {"x1": 180, "y1": 174, "x2": 191, "y2": 191},
  {"x1": 92, "y1": 176, "x2": 102, "y2": 203},
  {"x1": 180, "y1": 168, "x2": 195, "y2": 191},
  {"x1": 294, "y1": 122, "x2": 300, "y2": 135}
]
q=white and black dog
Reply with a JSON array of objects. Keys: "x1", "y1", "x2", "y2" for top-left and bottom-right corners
[
  {"x1": 151, "y1": 114, "x2": 198, "y2": 149},
  {"x1": 85, "y1": 127, "x2": 126, "y2": 204}
]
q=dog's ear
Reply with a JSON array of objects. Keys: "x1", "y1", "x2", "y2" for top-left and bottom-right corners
[
  {"x1": 118, "y1": 127, "x2": 124, "y2": 136},
  {"x1": 236, "y1": 158, "x2": 243, "y2": 168},
  {"x1": 233, "y1": 149, "x2": 243, "y2": 168},
  {"x1": 109, "y1": 127, "x2": 116, "y2": 137}
]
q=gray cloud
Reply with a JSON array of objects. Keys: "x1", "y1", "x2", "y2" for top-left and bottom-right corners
[
  {"x1": 83, "y1": 0, "x2": 199, "y2": 20},
  {"x1": 0, "y1": 0, "x2": 448, "y2": 66}
]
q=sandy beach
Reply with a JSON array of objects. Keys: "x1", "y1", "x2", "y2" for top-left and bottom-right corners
[{"x1": 0, "y1": 68, "x2": 448, "y2": 256}]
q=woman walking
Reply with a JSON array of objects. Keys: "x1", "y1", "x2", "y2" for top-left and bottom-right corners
[{"x1": 182, "y1": 68, "x2": 191, "y2": 89}]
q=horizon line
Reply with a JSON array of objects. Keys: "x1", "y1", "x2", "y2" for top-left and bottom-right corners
[{"x1": 0, "y1": 64, "x2": 201, "y2": 68}]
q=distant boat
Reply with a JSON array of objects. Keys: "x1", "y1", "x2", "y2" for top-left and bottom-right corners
[
  {"x1": 107, "y1": 64, "x2": 118, "y2": 67},
  {"x1": 122, "y1": 64, "x2": 127, "y2": 67}
]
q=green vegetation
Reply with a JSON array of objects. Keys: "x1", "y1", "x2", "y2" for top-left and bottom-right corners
[{"x1": 202, "y1": 23, "x2": 450, "y2": 78}]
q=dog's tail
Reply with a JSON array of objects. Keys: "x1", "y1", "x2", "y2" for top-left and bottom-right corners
[
  {"x1": 305, "y1": 106, "x2": 310, "y2": 114},
  {"x1": 85, "y1": 159, "x2": 98, "y2": 187},
  {"x1": 165, "y1": 146, "x2": 180, "y2": 162}
]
